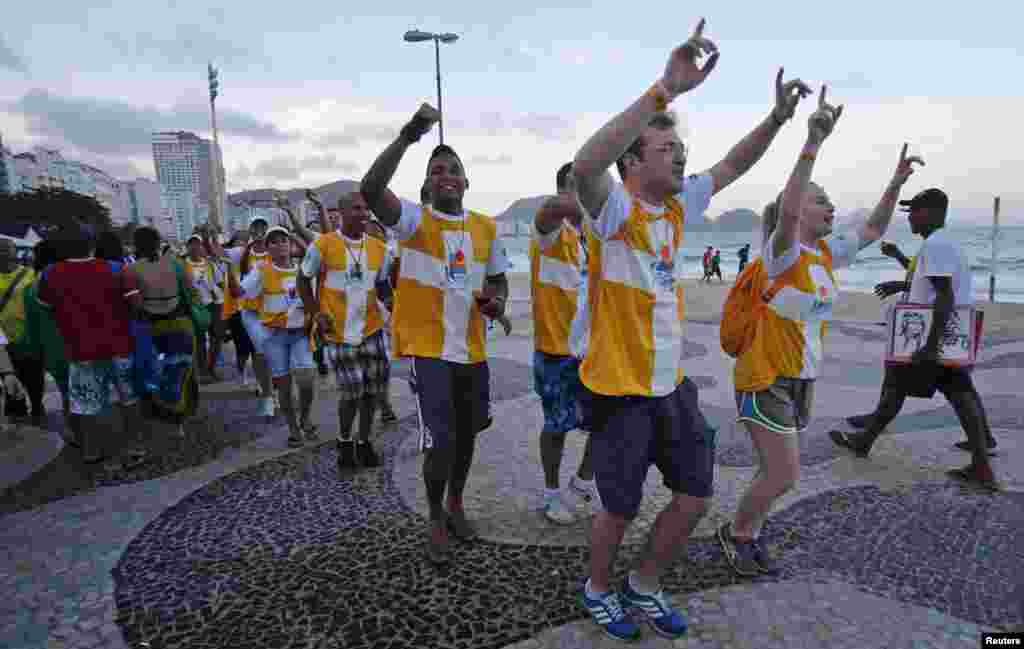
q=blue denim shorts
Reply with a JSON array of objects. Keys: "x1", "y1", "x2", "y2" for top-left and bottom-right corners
[
  {"x1": 533, "y1": 351, "x2": 590, "y2": 434},
  {"x1": 263, "y1": 328, "x2": 314, "y2": 379},
  {"x1": 582, "y1": 378, "x2": 716, "y2": 518}
]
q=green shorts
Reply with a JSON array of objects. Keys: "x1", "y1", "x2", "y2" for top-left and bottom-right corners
[{"x1": 735, "y1": 377, "x2": 814, "y2": 434}]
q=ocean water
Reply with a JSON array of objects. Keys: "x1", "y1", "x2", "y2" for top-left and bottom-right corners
[{"x1": 502, "y1": 225, "x2": 1024, "y2": 304}]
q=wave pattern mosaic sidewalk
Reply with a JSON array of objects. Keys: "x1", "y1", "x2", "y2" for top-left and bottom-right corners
[{"x1": 2, "y1": 322, "x2": 1022, "y2": 649}]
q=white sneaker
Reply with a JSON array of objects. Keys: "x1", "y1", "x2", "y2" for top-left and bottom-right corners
[
  {"x1": 260, "y1": 396, "x2": 275, "y2": 417},
  {"x1": 570, "y1": 476, "x2": 601, "y2": 507},
  {"x1": 240, "y1": 366, "x2": 254, "y2": 389},
  {"x1": 543, "y1": 494, "x2": 576, "y2": 525}
]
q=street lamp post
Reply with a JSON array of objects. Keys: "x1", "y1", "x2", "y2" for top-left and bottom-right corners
[
  {"x1": 207, "y1": 63, "x2": 223, "y2": 233},
  {"x1": 403, "y1": 29, "x2": 459, "y2": 145}
]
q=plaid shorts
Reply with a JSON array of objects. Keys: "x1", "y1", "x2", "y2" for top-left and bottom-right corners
[
  {"x1": 69, "y1": 356, "x2": 137, "y2": 416},
  {"x1": 326, "y1": 330, "x2": 390, "y2": 401}
]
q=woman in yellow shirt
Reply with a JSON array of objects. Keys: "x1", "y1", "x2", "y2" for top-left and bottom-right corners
[{"x1": 720, "y1": 88, "x2": 923, "y2": 577}]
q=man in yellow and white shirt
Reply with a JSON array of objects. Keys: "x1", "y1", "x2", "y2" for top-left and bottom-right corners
[
  {"x1": 299, "y1": 191, "x2": 392, "y2": 471},
  {"x1": 242, "y1": 226, "x2": 316, "y2": 449},
  {"x1": 226, "y1": 215, "x2": 275, "y2": 415},
  {"x1": 531, "y1": 162, "x2": 600, "y2": 525},
  {"x1": 361, "y1": 103, "x2": 509, "y2": 565},
  {"x1": 563, "y1": 22, "x2": 814, "y2": 641},
  {"x1": 185, "y1": 233, "x2": 225, "y2": 383}
]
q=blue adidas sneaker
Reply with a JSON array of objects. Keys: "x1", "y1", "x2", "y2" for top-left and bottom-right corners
[
  {"x1": 620, "y1": 577, "x2": 688, "y2": 639},
  {"x1": 579, "y1": 585, "x2": 641, "y2": 642}
]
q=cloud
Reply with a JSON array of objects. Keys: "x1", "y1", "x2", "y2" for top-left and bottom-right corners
[
  {"x1": 300, "y1": 153, "x2": 359, "y2": 175},
  {"x1": 105, "y1": 23, "x2": 259, "y2": 67},
  {"x1": 447, "y1": 112, "x2": 576, "y2": 142},
  {"x1": 231, "y1": 154, "x2": 358, "y2": 185},
  {"x1": 314, "y1": 123, "x2": 396, "y2": 149},
  {"x1": 9, "y1": 89, "x2": 292, "y2": 157},
  {"x1": 467, "y1": 154, "x2": 514, "y2": 166},
  {"x1": 0, "y1": 36, "x2": 27, "y2": 72}
]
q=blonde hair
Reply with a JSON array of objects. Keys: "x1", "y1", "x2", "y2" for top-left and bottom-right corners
[{"x1": 760, "y1": 192, "x2": 785, "y2": 247}]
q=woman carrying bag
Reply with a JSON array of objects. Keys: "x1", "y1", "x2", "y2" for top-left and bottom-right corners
[{"x1": 128, "y1": 227, "x2": 200, "y2": 438}]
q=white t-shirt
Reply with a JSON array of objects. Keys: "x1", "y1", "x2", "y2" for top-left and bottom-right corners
[{"x1": 907, "y1": 229, "x2": 973, "y2": 306}]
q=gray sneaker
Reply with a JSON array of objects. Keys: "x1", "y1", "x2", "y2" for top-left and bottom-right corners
[{"x1": 716, "y1": 522, "x2": 762, "y2": 577}]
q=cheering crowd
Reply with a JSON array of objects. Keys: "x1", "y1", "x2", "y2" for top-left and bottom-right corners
[{"x1": 0, "y1": 18, "x2": 1002, "y2": 643}]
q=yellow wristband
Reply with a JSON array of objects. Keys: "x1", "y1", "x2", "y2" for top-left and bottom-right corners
[
  {"x1": 648, "y1": 82, "x2": 670, "y2": 112},
  {"x1": 800, "y1": 152, "x2": 817, "y2": 163}
]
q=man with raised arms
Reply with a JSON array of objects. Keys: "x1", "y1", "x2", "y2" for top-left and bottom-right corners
[
  {"x1": 555, "y1": 18, "x2": 812, "y2": 641},
  {"x1": 360, "y1": 105, "x2": 510, "y2": 564}
]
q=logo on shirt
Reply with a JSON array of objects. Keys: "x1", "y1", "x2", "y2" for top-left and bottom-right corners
[{"x1": 651, "y1": 245, "x2": 676, "y2": 293}]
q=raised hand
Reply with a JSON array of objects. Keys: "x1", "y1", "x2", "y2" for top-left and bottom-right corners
[
  {"x1": 890, "y1": 143, "x2": 925, "y2": 189},
  {"x1": 880, "y1": 241, "x2": 902, "y2": 259},
  {"x1": 402, "y1": 103, "x2": 442, "y2": 143},
  {"x1": 773, "y1": 68, "x2": 812, "y2": 124},
  {"x1": 807, "y1": 85, "x2": 843, "y2": 144},
  {"x1": 272, "y1": 191, "x2": 291, "y2": 210},
  {"x1": 874, "y1": 280, "x2": 908, "y2": 299},
  {"x1": 661, "y1": 18, "x2": 720, "y2": 98}
]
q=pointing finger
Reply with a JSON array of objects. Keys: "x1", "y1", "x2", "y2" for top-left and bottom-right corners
[
  {"x1": 695, "y1": 17, "x2": 706, "y2": 38},
  {"x1": 819, "y1": 84, "x2": 828, "y2": 108},
  {"x1": 776, "y1": 67, "x2": 784, "y2": 91},
  {"x1": 899, "y1": 142, "x2": 908, "y2": 163}
]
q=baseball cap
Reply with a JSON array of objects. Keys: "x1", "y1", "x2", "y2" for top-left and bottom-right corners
[
  {"x1": 899, "y1": 188, "x2": 948, "y2": 212},
  {"x1": 249, "y1": 214, "x2": 270, "y2": 228},
  {"x1": 264, "y1": 225, "x2": 291, "y2": 241},
  {"x1": 186, "y1": 233, "x2": 203, "y2": 244}
]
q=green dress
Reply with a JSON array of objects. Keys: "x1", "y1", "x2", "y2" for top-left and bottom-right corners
[{"x1": 23, "y1": 279, "x2": 69, "y2": 393}]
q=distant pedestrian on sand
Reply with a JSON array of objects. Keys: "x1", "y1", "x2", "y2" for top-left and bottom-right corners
[
  {"x1": 711, "y1": 248, "x2": 723, "y2": 281},
  {"x1": 702, "y1": 245, "x2": 713, "y2": 282},
  {"x1": 737, "y1": 243, "x2": 750, "y2": 274}
]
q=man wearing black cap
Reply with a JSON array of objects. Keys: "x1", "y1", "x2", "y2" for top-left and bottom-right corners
[
  {"x1": 361, "y1": 102, "x2": 509, "y2": 564},
  {"x1": 830, "y1": 188, "x2": 999, "y2": 490}
]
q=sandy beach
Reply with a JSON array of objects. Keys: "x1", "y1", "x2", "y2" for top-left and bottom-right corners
[{"x1": 507, "y1": 273, "x2": 1024, "y2": 340}]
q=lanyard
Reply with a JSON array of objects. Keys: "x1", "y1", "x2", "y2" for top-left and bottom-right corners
[{"x1": 342, "y1": 236, "x2": 365, "y2": 271}]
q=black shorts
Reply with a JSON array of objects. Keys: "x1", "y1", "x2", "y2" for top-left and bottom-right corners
[
  {"x1": 411, "y1": 357, "x2": 491, "y2": 453},
  {"x1": 883, "y1": 362, "x2": 974, "y2": 399},
  {"x1": 227, "y1": 312, "x2": 254, "y2": 360},
  {"x1": 582, "y1": 378, "x2": 717, "y2": 518}
]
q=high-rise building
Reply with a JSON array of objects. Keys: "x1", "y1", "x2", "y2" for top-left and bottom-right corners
[
  {"x1": 0, "y1": 134, "x2": 13, "y2": 194},
  {"x1": 151, "y1": 131, "x2": 225, "y2": 239},
  {"x1": 6, "y1": 146, "x2": 133, "y2": 224},
  {"x1": 124, "y1": 178, "x2": 162, "y2": 227}
]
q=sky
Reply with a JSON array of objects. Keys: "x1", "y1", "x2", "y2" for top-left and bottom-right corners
[{"x1": 1, "y1": 0, "x2": 1022, "y2": 224}]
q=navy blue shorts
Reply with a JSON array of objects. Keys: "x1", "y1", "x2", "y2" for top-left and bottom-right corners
[
  {"x1": 533, "y1": 351, "x2": 591, "y2": 434},
  {"x1": 583, "y1": 378, "x2": 716, "y2": 518},
  {"x1": 411, "y1": 357, "x2": 491, "y2": 453}
]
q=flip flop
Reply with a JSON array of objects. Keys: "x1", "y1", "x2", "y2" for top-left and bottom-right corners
[{"x1": 947, "y1": 467, "x2": 1000, "y2": 492}]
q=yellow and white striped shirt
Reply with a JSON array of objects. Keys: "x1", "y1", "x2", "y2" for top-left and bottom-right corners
[
  {"x1": 734, "y1": 232, "x2": 859, "y2": 392},
  {"x1": 580, "y1": 177, "x2": 712, "y2": 397},
  {"x1": 301, "y1": 232, "x2": 390, "y2": 345},
  {"x1": 531, "y1": 221, "x2": 585, "y2": 357},
  {"x1": 389, "y1": 200, "x2": 509, "y2": 364}
]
